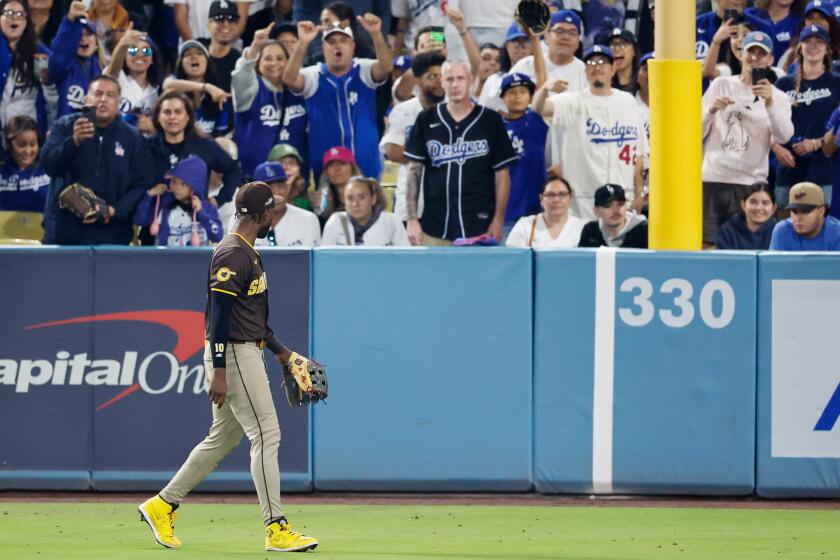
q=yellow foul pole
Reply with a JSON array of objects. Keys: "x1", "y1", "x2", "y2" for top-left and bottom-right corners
[{"x1": 649, "y1": 0, "x2": 702, "y2": 250}]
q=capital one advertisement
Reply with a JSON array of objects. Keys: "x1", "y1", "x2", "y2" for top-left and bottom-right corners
[{"x1": 0, "y1": 248, "x2": 311, "y2": 490}]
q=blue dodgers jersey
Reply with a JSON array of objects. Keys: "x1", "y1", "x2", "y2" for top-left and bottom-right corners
[
  {"x1": 503, "y1": 110, "x2": 547, "y2": 221},
  {"x1": 828, "y1": 107, "x2": 840, "y2": 219},
  {"x1": 0, "y1": 160, "x2": 50, "y2": 212},
  {"x1": 233, "y1": 81, "x2": 308, "y2": 177},
  {"x1": 305, "y1": 61, "x2": 382, "y2": 178},
  {"x1": 775, "y1": 72, "x2": 840, "y2": 188},
  {"x1": 744, "y1": 7, "x2": 801, "y2": 64},
  {"x1": 695, "y1": 11, "x2": 773, "y2": 62}
]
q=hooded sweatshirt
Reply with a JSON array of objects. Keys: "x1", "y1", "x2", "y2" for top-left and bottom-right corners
[
  {"x1": 578, "y1": 211, "x2": 648, "y2": 248},
  {"x1": 715, "y1": 212, "x2": 777, "y2": 250}
]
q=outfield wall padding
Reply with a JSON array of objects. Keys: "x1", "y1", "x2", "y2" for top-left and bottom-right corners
[{"x1": 311, "y1": 248, "x2": 534, "y2": 491}]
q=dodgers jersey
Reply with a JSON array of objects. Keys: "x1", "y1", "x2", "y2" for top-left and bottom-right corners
[
  {"x1": 299, "y1": 59, "x2": 385, "y2": 179},
  {"x1": 404, "y1": 103, "x2": 518, "y2": 240},
  {"x1": 744, "y1": 7, "x2": 801, "y2": 64},
  {"x1": 550, "y1": 88, "x2": 647, "y2": 221},
  {"x1": 695, "y1": 11, "x2": 772, "y2": 63},
  {"x1": 503, "y1": 109, "x2": 548, "y2": 221}
]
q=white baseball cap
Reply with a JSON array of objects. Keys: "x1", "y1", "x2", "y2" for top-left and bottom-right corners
[{"x1": 323, "y1": 21, "x2": 354, "y2": 40}]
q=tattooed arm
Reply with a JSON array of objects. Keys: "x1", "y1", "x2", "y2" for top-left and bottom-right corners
[{"x1": 406, "y1": 160, "x2": 424, "y2": 246}]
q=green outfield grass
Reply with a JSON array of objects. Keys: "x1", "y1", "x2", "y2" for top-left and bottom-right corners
[{"x1": 0, "y1": 502, "x2": 838, "y2": 559}]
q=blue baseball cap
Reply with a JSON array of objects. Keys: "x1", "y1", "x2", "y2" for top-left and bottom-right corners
[
  {"x1": 583, "y1": 44, "x2": 614, "y2": 63},
  {"x1": 640, "y1": 51, "x2": 655, "y2": 66},
  {"x1": 505, "y1": 21, "x2": 527, "y2": 42},
  {"x1": 800, "y1": 24, "x2": 831, "y2": 42},
  {"x1": 252, "y1": 161, "x2": 287, "y2": 183},
  {"x1": 805, "y1": 0, "x2": 834, "y2": 19},
  {"x1": 166, "y1": 155, "x2": 209, "y2": 197},
  {"x1": 549, "y1": 10, "x2": 582, "y2": 33},
  {"x1": 78, "y1": 17, "x2": 96, "y2": 34},
  {"x1": 741, "y1": 31, "x2": 774, "y2": 54},
  {"x1": 500, "y1": 72, "x2": 536, "y2": 97}
]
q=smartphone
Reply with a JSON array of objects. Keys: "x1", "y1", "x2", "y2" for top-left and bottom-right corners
[
  {"x1": 79, "y1": 105, "x2": 96, "y2": 122},
  {"x1": 723, "y1": 8, "x2": 739, "y2": 21},
  {"x1": 751, "y1": 67, "x2": 771, "y2": 84},
  {"x1": 429, "y1": 30, "x2": 446, "y2": 45}
]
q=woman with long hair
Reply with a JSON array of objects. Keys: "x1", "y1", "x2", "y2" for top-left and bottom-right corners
[
  {"x1": 48, "y1": 0, "x2": 103, "y2": 117},
  {"x1": 103, "y1": 24, "x2": 162, "y2": 135},
  {"x1": 0, "y1": 0, "x2": 56, "y2": 136},
  {"x1": 163, "y1": 40, "x2": 231, "y2": 136},
  {"x1": 605, "y1": 28, "x2": 640, "y2": 94},
  {"x1": 139, "y1": 91, "x2": 241, "y2": 244},
  {"x1": 715, "y1": 182, "x2": 778, "y2": 249},
  {"x1": 773, "y1": 24, "x2": 840, "y2": 209},
  {"x1": 505, "y1": 176, "x2": 586, "y2": 248},
  {"x1": 778, "y1": 2, "x2": 840, "y2": 70},
  {"x1": 703, "y1": 18, "x2": 760, "y2": 80},
  {"x1": 231, "y1": 21, "x2": 308, "y2": 177},
  {"x1": 0, "y1": 114, "x2": 49, "y2": 212},
  {"x1": 321, "y1": 175, "x2": 409, "y2": 246},
  {"x1": 311, "y1": 145, "x2": 359, "y2": 226}
]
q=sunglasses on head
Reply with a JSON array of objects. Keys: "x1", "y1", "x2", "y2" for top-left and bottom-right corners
[
  {"x1": 213, "y1": 13, "x2": 239, "y2": 23},
  {"x1": 127, "y1": 46, "x2": 153, "y2": 57}
]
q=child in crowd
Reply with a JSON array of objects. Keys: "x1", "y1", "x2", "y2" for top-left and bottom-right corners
[
  {"x1": 499, "y1": 73, "x2": 547, "y2": 231},
  {"x1": 0, "y1": 115, "x2": 49, "y2": 212},
  {"x1": 48, "y1": 1, "x2": 102, "y2": 118},
  {"x1": 268, "y1": 143, "x2": 311, "y2": 211},
  {"x1": 134, "y1": 155, "x2": 223, "y2": 246}
]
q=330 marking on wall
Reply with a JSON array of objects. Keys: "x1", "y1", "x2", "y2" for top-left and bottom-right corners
[{"x1": 618, "y1": 277, "x2": 736, "y2": 329}]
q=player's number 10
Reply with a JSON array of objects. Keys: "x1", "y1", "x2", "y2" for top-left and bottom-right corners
[{"x1": 618, "y1": 277, "x2": 735, "y2": 329}]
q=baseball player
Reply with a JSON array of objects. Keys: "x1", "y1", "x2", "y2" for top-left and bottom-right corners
[
  {"x1": 535, "y1": 45, "x2": 647, "y2": 221},
  {"x1": 403, "y1": 60, "x2": 518, "y2": 245},
  {"x1": 138, "y1": 182, "x2": 318, "y2": 553}
]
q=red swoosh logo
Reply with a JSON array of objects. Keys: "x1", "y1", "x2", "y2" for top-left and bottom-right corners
[{"x1": 25, "y1": 310, "x2": 205, "y2": 411}]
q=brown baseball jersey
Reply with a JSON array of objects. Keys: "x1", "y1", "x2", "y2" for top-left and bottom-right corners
[{"x1": 205, "y1": 232, "x2": 272, "y2": 342}]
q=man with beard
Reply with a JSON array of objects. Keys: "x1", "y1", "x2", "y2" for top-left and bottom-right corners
[
  {"x1": 198, "y1": 1, "x2": 243, "y2": 94},
  {"x1": 138, "y1": 181, "x2": 319, "y2": 553},
  {"x1": 380, "y1": 51, "x2": 445, "y2": 222},
  {"x1": 535, "y1": 45, "x2": 646, "y2": 221}
]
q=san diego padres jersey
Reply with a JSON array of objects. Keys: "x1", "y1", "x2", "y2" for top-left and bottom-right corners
[{"x1": 204, "y1": 233, "x2": 272, "y2": 342}]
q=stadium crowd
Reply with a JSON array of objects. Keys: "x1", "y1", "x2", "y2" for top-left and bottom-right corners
[{"x1": 2, "y1": 0, "x2": 840, "y2": 251}]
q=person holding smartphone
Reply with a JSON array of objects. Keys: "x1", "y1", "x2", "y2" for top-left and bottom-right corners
[
  {"x1": 700, "y1": 31, "x2": 794, "y2": 247},
  {"x1": 696, "y1": 0, "x2": 773, "y2": 67}
]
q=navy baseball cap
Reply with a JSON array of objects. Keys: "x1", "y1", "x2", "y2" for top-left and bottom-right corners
[
  {"x1": 594, "y1": 184, "x2": 627, "y2": 207},
  {"x1": 78, "y1": 17, "x2": 96, "y2": 34},
  {"x1": 236, "y1": 182, "x2": 276, "y2": 215},
  {"x1": 549, "y1": 10, "x2": 582, "y2": 33},
  {"x1": 604, "y1": 27, "x2": 636, "y2": 45},
  {"x1": 500, "y1": 72, "x2": 536, "y2": 96},
  {"x1": 741, "y1": 31, "x2": 773, "y2": 54},
  {"x1": 505, "y1": 21, "x2": 527, "y2": 42},
  {"x1": 805, "y1": 0, "x2": 834, "y2": 19},
  {"x1": 166, "y1": 155, "x2": 209, "y2": 197},
  {"x1": 800, "y1": 24, "x2": 830, "y2": 42},
  {"x1": 584, "y1": 45, "x2": 614, "y2": 63},
  {"x1": 270, "y1": 23, "x2": 298, "y2": 39},
  {"x1": 252, "y1": 161, "x2": 287, "y2": 183}
]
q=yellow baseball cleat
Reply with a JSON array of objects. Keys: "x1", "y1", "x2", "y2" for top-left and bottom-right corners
[
  {"x1": 138, "y1": 495, "x2": 182, "y2": 549},
  {"x1": 265, "y1": 520, "x2": 318, "y2": 552}
]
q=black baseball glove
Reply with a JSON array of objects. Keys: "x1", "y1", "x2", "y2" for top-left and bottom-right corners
[{"x1": 516, "y1": 0, "x2": 550, "y2": 34}]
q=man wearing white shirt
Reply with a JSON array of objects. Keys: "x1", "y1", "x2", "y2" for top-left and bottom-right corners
[
  {"x1": 535, "y1": 45, "x2": 646, "y2": 221},
  {"x1": 380, "y1": 51, "x2": 445, "y2": 221},
  {"x1": 229, "y1": 162, "x2": 322, "y2": 247},
  {"x1": 510, "y1": 10, "x2": 586, "y2": 92}
]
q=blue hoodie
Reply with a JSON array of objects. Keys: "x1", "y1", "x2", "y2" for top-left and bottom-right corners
[
  {"x1": 0, "y1": 37, "x2": 56, "y2": 137},
  {"x1": 133, "y1": 157, "x2": 223, "y2": 246},
  {"x1": 48, "y1": 17, "x2": 102, "y2": 118},
  {"x1": 0, "y1": 158, "x2": 50, "y2": 212}
]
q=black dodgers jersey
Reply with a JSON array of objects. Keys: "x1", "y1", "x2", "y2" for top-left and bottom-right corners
[{"x1": 404, "y1": 103, "x2": 518, "y2": 240}]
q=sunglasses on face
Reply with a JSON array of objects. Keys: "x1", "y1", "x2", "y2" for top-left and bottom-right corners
[
  {"x1": 1, "y1": 9, "x2": 26, "y2": 19},
  {"x1": 212, "y1": 14, "x2": 239, "y2": 23},
  {"x1": 127, "y1": 46, "x2": 153, "y2": 57}
]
